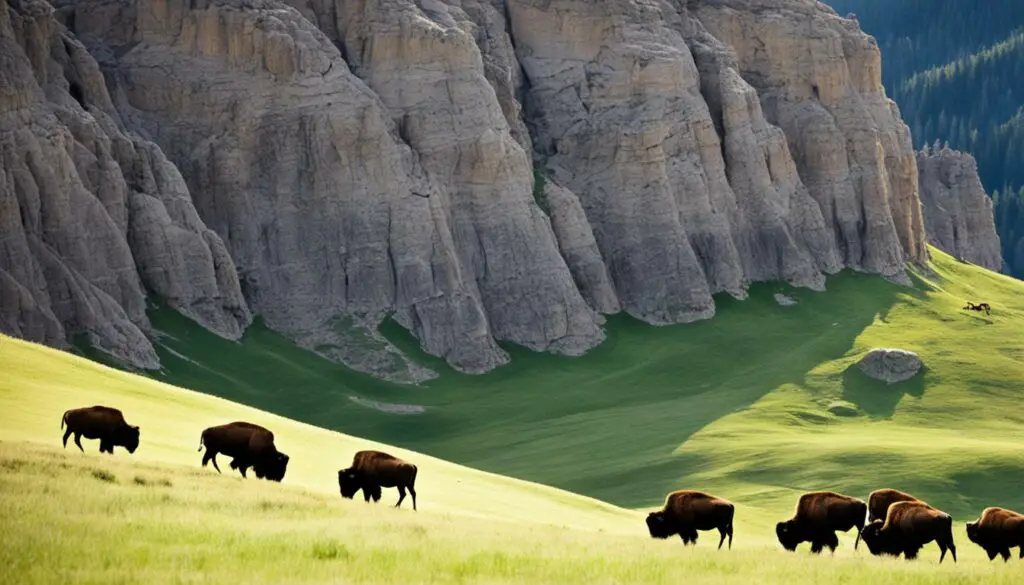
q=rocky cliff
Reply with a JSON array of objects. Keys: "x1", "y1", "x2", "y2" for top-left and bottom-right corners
[
  {"x1": 916, "y1": 146, "x2": 1003, "y2": 272},
  {"x1": 1, "y1": 0, "x2": 932, "y2": 381}
]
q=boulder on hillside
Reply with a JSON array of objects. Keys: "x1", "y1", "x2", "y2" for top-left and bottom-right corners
[{"x1": 856, "y1": 349, "x2": 923, "y2": 384}]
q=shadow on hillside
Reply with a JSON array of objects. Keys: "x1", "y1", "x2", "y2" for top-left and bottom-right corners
[
  {"x1": 80, "y1": 271, "x2": 932, "y2": 510},
  {"x1": 840, "y1": 366, "x2": 926, "y2": 419}
]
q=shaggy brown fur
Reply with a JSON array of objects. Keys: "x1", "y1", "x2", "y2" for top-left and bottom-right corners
[
  {"x1": 868, "y1": 489, "x2": 923, "y2": 523},
  {"x1": 861, "y1": 500, "x2": 956, "y2": 563},
  {"x1": 646, "y1": 490, "x2": 735, "y2": 549},
  {"x1": 966, "y1": 507, "x2": 1024, "y2": 561},
  {"x1": 61, "y1": 406, "x2": 140, "y2": 455},
  {"x1": 775, "y1": 491, "x2": 867, "y2": 553},
  {"x1": 198, "y1": 422, "x2": 289, "y2": 482},
  {"x1": 338, "y1": 450, "x2": 418, "y2": 511}
]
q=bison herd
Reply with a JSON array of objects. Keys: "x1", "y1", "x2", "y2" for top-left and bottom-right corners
[
  {"x1": 650, "y1": 487, "x2": 1024, "y2": 563},
  {"x1": 61, "y1": 405, "x2": 1024, "y2": 563},
  {"x1": 60, "y1": 405, "x2": 418, "y2": 510}
]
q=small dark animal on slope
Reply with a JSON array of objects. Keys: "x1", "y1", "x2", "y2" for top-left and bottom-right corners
[
  {"x1": 338, "y1": 450, "x2": 418, "y2": 511},
  {"x1": 61, "y1": 406, "x2": 140, "y2": 454},
  {"x1": 198, "y1": 422, "x2": 289, "y2": 482},
  {"x1": 963, "y1": 301, "x2": 991, "y2": 315},
  {"x1": 776, "y1": 491, "x2": 866, "y2": 553},
  {"x1": 861, "y1": 500, "x2": 956, "y2": 563},
  {"x1": 966, "y1": 507, "x2": 1024, "y2": 562},
  {"x1": 868, "y1": 488, "x2": 924, "y2": 523},
  {"x1": 646, "y1": 490, "x2": 734, "y2": 550}
]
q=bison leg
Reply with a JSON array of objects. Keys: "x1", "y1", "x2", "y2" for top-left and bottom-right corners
[
  {"x1": 409, "y1": 485, "x2": 417, "y2": 511},
  {"x1": 203, "y1": 451, "x2": 222, "y2": 473},
  {"x1": 99, "y1": 440, "x2": 112, "y2": 454},
  {"x1": 73, "y1": 433, "x2": 85, "y2": 453},
  {"x1": 1018, "y1": 545, "x2": 1023, "y2": 560},
  {"x1": 810, "y1": 540, "x2": 824, "y2": 554},
  {"x1": 1001, "y1": 548, "x2": 1011, "y2": 562},
  {"x1": 824, "y1": 532, "x2": 839, "y2": 553},
  {"x1": 62, "y1": 428, "x2": 72, "y2": 449},
  {"x1": 903, "y1": 545, "x2": 920, "y2": 560},
  {"x1": 395, "y1": 485, "x2": 407, "y2": 508},
  {"x1": 371, "y1": 486, "x2": 382, "y2": 503},
  {"x1": 726, "y1": 523, "x2": 733, "y2": 550},
  {"x1": 717, "y1": 526, "x2": 728, "y2": 550}
]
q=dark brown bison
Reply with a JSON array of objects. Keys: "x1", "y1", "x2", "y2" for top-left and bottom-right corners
[
  {"x1": 198, "y1": 422, "x2": 289, "y2": 482},
  {"x1": 338, "y1": 450, "x2": 418, "y2": 511},
  {"x1": 61, "y1": 406, "x2": 140, "y2": 454},
  {"x1": 966, "y1": 507, "x2": 1024, "y2": 561},
  {"x1": 861, "y1": 500, "x2": 956, "y2": 563},
  {"x1": 776, "y1": 491, "x2": 867, "y2": 553},
  {"x1": 868, "y1": 488, "x2": 923, "y2": 523},
  {"x1": 646, "y1": 490, "x2": 735, "y2": 549}
]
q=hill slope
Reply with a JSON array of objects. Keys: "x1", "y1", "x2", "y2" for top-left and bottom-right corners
[
  {"x1": 79, "y1": 248, "x2": 1024, "y2": 526},
  {"x1": 3, "y1": 318, "x2": 1024, "y2": 583},
  {"x1": 0, "y1": 335, "x2": 632, "y2": 532}
]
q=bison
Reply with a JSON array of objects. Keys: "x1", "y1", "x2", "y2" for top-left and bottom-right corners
[
  {"x1": 868, "y1": 488, "x2": 923, "y2": 523},
  {"x1": 646, "y1": 490, "x2": 735, "y2": 549},
  {"x1": 338, "y1": 450, "x2": 418, "y2": 511},
  {"x1": 198, "y1": 422, "x2": 289, "y2": 482},
  {"x1": 776, "y1": 491, "x2": 867, "y2": 553},
  {"x1": 861, "y1": 500, "x2": 956, "y2": 563},
  {"x1": 61, "y1": 406, "x2": 140, "y2": 454},
  {"x1": 966, "y1": 507, "x2": 1024, "y2": 561}
]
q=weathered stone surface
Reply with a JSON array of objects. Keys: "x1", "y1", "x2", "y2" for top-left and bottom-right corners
[
  {"x1": 0, "y1": 0, "x2": 250, "y2": 368},
  {"x1": 2, "y1": 0, "x2": 951, "y2": 380},
  {"x1": 856, "y1": 348, "x2": 923, "y2": 384},
  {"x1": 693, "y1": 0, "x2": 928, "y2": 279},
  {"x1": 917, "y1": 146, "x2": 1003, "y2": 272},
  {"x1": 774, "y1": 293, "x2": 797, "y2": 307}
]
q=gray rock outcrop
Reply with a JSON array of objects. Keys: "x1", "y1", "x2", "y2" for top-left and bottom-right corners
[
  {"x1": 1, "y1": 0, "x2": 250, "y2": 368},
  {"x1": 917, "y1": 146, "x2": 1003, "y2": 272},
  {"x1": 856, "y1": 348, "x2": 923, "y2": 384},
  {"x1": 2, "y1": 0, "x2": 941, "y2": 379}
]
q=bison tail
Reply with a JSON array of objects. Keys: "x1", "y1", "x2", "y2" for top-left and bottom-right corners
[
  {"x1": 61, "y1": 410, "x2": 69, "y2": 430},
  {"x1": 197, "y1": 430, "x2": 206, "y2": 452}
]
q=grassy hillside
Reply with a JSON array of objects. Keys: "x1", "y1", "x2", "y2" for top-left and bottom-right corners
[
  {"x1": 2, "y1": 322, "x2": 1024, "y2": 583},
  {"x1": 115, "y1": 248, "x2": 1024, "y2": 522},
  {"x1": 0, "y1": 335, "x2": 632, "y2": 532}
]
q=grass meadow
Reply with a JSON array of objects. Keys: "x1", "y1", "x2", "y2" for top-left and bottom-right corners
[{"x1": 2, "y1": 246, "x2": 1024, "y2": 582}]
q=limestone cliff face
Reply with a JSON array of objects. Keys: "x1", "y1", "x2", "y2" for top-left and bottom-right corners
[
  {"x1": 917, "y1": 146, "x2": 1002, "y2": 272},
  {"x1": 1, "y1": 0, "x2": 939, "y2": 379},
  {"x1": 1, "y1": 0, "x2": 250, "y2": 368}
]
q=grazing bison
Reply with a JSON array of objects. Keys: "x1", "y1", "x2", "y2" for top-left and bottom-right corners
[
  {"x1": 868, "y1": 489, "x2": 923, "y2": 523},
  {"x1": 776, "y1": 491, "x2": 867, "y2": 553},
  {"x1": 61, "y1": 406, "x2": 140, "y2": 454},
  {"x1": 338, "y1": 450, "x2": 418, "y2": 511},
  {"x1": 963, "y1": 301, "x2": 991, "y2": 315},
  {"x1": 646, "y1": 490, "x2": 735, "y2": 550},
  {"x1": 861, "y1": 500, "x2": 956, "y2": 563},
  {"x1": 966, "y1": 507, "x2": 1024, "y2": 561},
  {"x1": 198, "y1": 422, "x2": 289, "y2": 482}
]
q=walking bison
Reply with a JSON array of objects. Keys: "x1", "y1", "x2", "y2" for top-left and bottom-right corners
[
  {"x1": 861, "y1": 500, "x2": 956, "y2": 563},
  {"x1": 776, "y1": 491, "x2": 867, "y2": 553},
  {"x1": 868, "y1": 488, "x2": 923, "y2": 523},
  {"x1": 61, "y1": 406, "x2": 140, "y2": 454},
  {"x1": 646, "y1": 490, "x2": 735, "y2": 549},
  {"x1": 338, "y1": 450, "x2": 418, "y2": 511},
  {"x1": 198, "y1": 422, "x2": 289, "y2": 482},
  {"x1": 966, "y1": 507, "x2": 1024, "y2": 561}
]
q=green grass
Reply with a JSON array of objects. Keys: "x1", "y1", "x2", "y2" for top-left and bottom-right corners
[
  {"x1": 113, "y1": 249, "x2": 1024, "y2": 516},
  {"x1": 4, "y1": 443, "x2": 1021, "y2": 585},
  {"x1": 4, "y1": 246, "x2": 1024, "y2": 582}
]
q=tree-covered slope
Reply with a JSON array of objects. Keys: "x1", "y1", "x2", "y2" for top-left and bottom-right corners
[{"x1": 824, "y1": 0, "x2": 1024, "y2": 275}]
